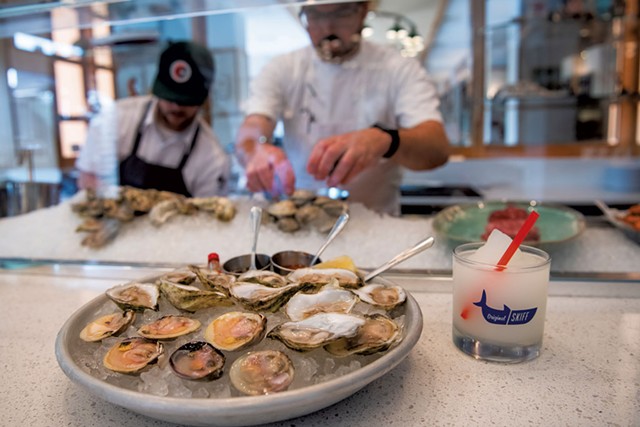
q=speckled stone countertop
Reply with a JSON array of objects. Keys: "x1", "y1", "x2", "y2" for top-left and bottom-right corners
[{"x1": 1, "y1": 265, "x2": 638, "y2": 427}]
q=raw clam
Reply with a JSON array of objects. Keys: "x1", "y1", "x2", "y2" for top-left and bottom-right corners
[
  {"x1": 351, "y1": 283, "x2": 406, "y2": 310},
  {"x1": 137, "y1": 315, "x2": 201, "y2": 340},
  {"x1": 79, "y1": 311, "x2": 135, "y2": 342},
  {"x1": 324, "y1": 313, "x2": 400, "y2": 357},
  {"x1": 106, "y1": 282, "x2": 159, "y2": 312},
  {"x1": 267, "y1": 312, "x2": 365, "y2": 351},
  {"x1": 103, "y1": 337, "x2": 164, "y2": 374},
  {"x1": 158, "y1": 280, "x2": 232, "y2": 312},
  {"x1": 288, "y1": 268, "x2": 360, "y2": 289},
  {"x1": 283, "y1": 281, "x2": 358, "y2": 321},
  {"x1": 204, "y1": 311, "x2": 266, "y2": 351},
  {"x1": 169, "y1": 341, "x2": 225, "y2": 381},
  {"x1": 229, "y1": 350, "x2": 294, "y2": 396}
]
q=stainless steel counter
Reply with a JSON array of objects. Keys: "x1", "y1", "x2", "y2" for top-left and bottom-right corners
[{"x1": 1, "y1": 264, "x2": 638, "y2": 426}]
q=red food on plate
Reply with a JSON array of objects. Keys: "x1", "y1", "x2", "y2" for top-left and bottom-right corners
[{"x1": 481, "y1": 205, "x2": 540, "y2": 242}]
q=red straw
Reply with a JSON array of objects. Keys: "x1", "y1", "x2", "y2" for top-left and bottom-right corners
[
  {"x1": 459, "y1": 210, "x2": 540, "y2": 319},
  {"x1": 495, "y1": 210, "x2": 540, "y2": 271}
]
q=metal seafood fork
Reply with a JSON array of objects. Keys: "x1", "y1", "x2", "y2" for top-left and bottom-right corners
[{"x1": 363, "y1": 236, "x2": 435, "y2": 282}]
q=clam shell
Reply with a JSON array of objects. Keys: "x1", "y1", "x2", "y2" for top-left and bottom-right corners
[
  {"x1": 229, "y1": 350, "x2": 294, "y2": 396},
  {"x1": 79, "y1": 311, "x2": 135, "y2": 342},
  {"x1": 204, "y1": 311, "x2": 266, "y2": 351},
  {"x1": 169, "y1": 341, "x2": 225, "y2": 381},
  {"x1": 103, "y1": 337, "x2": 163, "y2": 374},
  {"x1": 137, "y1": 315, "x2": 201, "y2": 339}
]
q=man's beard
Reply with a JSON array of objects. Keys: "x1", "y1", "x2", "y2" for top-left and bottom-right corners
[{"x1": 315, "y1": 33, "x2": 362, "y2": 63}]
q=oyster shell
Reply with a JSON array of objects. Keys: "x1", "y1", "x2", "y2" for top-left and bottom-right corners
[
  {"x1": 81, "y1": 218, "x2": 121, "y2": 249},
  {"x1": 159, "y1": 270, "x2": 197, "y2": 285},
  {"x1": 188, "y1": 265, "x2": 235, "y2": 296},
  {"x1": 283, "y1": 281, "x2": 358, "y2": 321},
  {"x1": 267, "y1": 312, "x2": 366, "y2": 351},
  {"x1": 237, "y1": 270, "x2": 288, "y2": 288},
  {"x1": 106, "y1": 282, "x2": 159, "y2": 312},
  {"x1": 351, "y1": 283, "x2": 406, "y2": 310},
  {"x1": 266, "y1": 200, "x2": 297, "y2": 218},
  {"x1": 204, "y1": 311, "x2": 266, "y2": 351},
  {"x1": 229, "y1": 350, "x2": 294, "y2": 396},
  {"x1": 137, "y1": 315, "x2": 201, "y2": 339},
  {"x1": 79, "y1": 311, "x2": 135, "y2": 342},
  {"x1": 324, "y1": 313, "x2": 400, "y2": 357},
  {"x1": 158, "y1": 280, "x2": 232, "y2": 312},
  {"x1": 287, "y1": 268, "x2": 360, "y2": 289},
  {"x1": 290, "y1": 189, "x2": 316, "y2": 206},
  {"x1": 103, "y1": 337, "x2": 164, "y2": 374},
  {"x1": 229, "y1": 281, "x2": 308, "y2": 312},
  {"x1": 169, "y1": 341, "x2": 225, "y2": 381}
]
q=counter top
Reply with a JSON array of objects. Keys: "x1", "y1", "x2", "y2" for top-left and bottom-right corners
[{"x1": 1, "y1": 265, "x2": 638, "y2": 426}]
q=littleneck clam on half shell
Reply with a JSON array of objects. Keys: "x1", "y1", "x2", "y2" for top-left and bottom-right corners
[
  {"x1": 106, "y1": 282, "x2": 160, "y2": 312},
  {"x1": 103, "y1": 337, "x2": 164, "y2": 374},
  {"x1": 79, "y1": 311, "x2": 135, "y2": 342},
  {"x1": 137, "y1": 315, "x2": 201, "y2": 340},
  {"x1": 229, "y1": 350, "x2": 294, "y2": 396},
  {"x1": 169, "y1": 341, "x2": 225, "y2": 381},
  {"x1": 204, "y1": 311, "x2": 267, "y2": 351}
]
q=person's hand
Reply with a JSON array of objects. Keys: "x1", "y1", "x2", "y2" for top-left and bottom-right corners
[
  {"x1": 245, "y1": 144, "x2": 295, "y2": 198},
  {"x1": 77, "y1": 171, "x2": 99, "y2": 190},
  {"x1": 306, "y1": 128, "x2": 390, "y2": 187}
]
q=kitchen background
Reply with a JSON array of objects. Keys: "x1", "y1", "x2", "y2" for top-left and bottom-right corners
[{"x1": 0, "y1": 0, "x2": 638, "y2": 216}]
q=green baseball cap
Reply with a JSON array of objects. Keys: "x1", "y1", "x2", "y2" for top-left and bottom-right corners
[{"x1": 152, "y1": 41, "x2": 214, "y2": 106}]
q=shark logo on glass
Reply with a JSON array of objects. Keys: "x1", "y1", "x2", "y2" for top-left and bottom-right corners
[{"x1": 473, "y1": 289, "x2": 537, "y2": 325}]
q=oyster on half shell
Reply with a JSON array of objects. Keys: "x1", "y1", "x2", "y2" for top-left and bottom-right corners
[
  {"x1": 287, "y1": 268, "x2": 360, "y2": 289},
  {"x1": 103, "y1": 337, "x2": 164, "y2": 374},
  {"x1": 229, "y1": 350, "x2": 294, "y2": 396},
  {"x1": 324, "y1": 313, "x2": 400, "y2": 357},
  {"x1": 79, "y1": 311, "x2": 135, "y2": 342},
  {"x1": 137, "y1": 315, "x2": 201, "y2": 340},
  {"x1": 229, "y1": 281, "x2": 308, "y2": 312},
  {"x1": 158, "y1": 280, "x2": 232, "y2": 312},
  {"x1": 237, "y1": 270, "x2": 288, "y2": 288},
  {"x1": 267, "y1": 312, "x2": 366, "y2": 351},
  {"x1": 351, "y1": 283, "x2": 406, "y2": 310},
  {"x1": 106, "y1": 282, "x2": 159, "y2": 312},
  {"x1": 204, "y1": 311, "x2": 266, "y2": 351},
  {"x1": 283, "y1": 280, "x2": 358, "y2": 321}
]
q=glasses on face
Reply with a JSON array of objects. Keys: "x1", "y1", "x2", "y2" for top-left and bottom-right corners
[{"x1": 300, "y1": 3, "x2": 363, "y2": 26}]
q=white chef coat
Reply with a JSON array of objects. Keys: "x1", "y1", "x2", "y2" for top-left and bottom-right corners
[
  {"x1": 243, "y1": 40, "x2": 443, "y2": 215},
  {"x1": 76, "y1": 95, "x2": 231, "y2": 197}
]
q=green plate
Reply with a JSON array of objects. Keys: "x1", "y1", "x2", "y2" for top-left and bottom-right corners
[{"x1": 432, "y1": 201, "x2": 586, "y2": 246}]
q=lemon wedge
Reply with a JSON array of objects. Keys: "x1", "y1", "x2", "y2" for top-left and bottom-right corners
[{"x1": 313, "y1": 255, "x2": 357, "y2": 273}]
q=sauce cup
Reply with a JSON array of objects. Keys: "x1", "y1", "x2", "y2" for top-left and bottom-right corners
[
  {"x1": 222, "y1": 253, "x2": 271, "y2": 276},
  {"x1": 271, "y1": 250, "x2": 322, "y2": 275}
]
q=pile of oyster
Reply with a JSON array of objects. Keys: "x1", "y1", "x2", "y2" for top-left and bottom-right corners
[
  {"x1": 79, "y1": 263, "x2": 406, "y2": 397},
  {"x1": 264, "y1": 189, "x2": 348, "y2": 233},
  {"x1": 72, "y1": 186, "x2": 236, "y2": 248}
]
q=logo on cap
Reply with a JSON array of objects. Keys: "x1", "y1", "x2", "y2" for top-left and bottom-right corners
[{"x1": 169, "y1": 60, "x2": 192, "y2": 84}]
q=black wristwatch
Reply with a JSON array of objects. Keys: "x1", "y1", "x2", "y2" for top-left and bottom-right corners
[{"x1": 373, "y1": 124, "x2": 400, "y2": 158}]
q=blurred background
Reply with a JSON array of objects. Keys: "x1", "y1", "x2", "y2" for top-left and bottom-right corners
[{"x1": 0, "y1": 0, "x2": 638, "y2": 215}]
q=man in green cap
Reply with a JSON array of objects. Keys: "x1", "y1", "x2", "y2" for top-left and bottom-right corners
[{"x1": 76, "y1": 40, "x2": 230, "y2": 197}]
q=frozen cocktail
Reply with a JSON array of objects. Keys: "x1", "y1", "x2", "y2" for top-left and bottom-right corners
[{"x1": 452, "y1": 230, "x2": 551, "y2": 363}]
